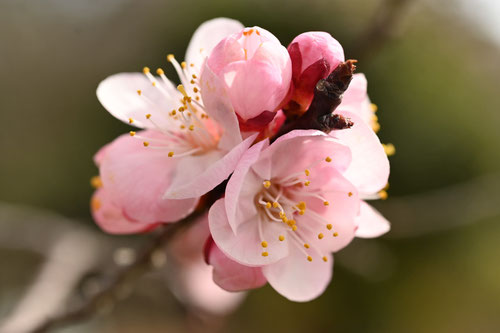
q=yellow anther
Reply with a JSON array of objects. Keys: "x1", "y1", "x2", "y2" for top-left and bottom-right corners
[
  {"x1": 348, "y1": 192, "x2": 353, "y2": 197},
  {"x1": 190, "y1": 79, "x2": 196, "y2": 84},
  {"x1": 378, "y1": 190, "x2": 388, "y2": 200},
  {"x1": 272, "y1": 202, "x2": 279, "y2": 208},
  {"x1": 193, "y1": 87, "x2": 199, "y2": 93},
  {"x1": 129, "y1": 131, "x2": 136, "y2": 136},
  {"x1": 326, "y1": 224, "x2": 332, "y2": 230},
  {"x1": 256, "y1": 30, "x2": 261, "y2": 35},
  {"x1": 281, "y1": 216, "x2": 288, "y2": 223},
  {"x1": 178, "y1": 106, "x2": 185, "y2": 112},
  {"x1": 304, "y1": 243, "x2": 310, "y2": 249},
  {"x1": 137, "y1": 90, "x2": 142, "y2": 95},
  {"x1": 263, "y1": 180, "x2": 271, "y2": 188},
  {"x1": 305, "y1": 169, "x2": 310, "y2": 176},
  {"x1": 299, "y1": 210, "x2": 305, "y2": 215},
  {"x1": 181, "y1": 61, "x2": 187, "y2": 69},
  {"x1": 167, "y1": 54, "x2": 175, "y2": 62},
  {"x1": 244, "y1": 48, "x2": 248, "y2": 60},
  {"x1": 195, "y1": 96, "x2": 200, "y2": 101},
  {"x1": 373, "y1": 122, "x2": 381, "y2": 133},
  {"x1": 91, "y1": 197, "x2": 101, "y2": 211},
  {"x1": 190, "y1": 63, "x2": 194, "y2": 67},
  {"x1": 177, "y1": 84, "x2": 188, "y2": 96},
  {"x1": 156, "y1": 68, "x2": 164, "y2": 75},
  {"x1": 304, "y1": 181, "x2": 311, "y2": 186},
  {"x1": 372, "y1": 114, "x2": 379, "y2": 122},
  {"x1": 180, "y1": 125, "x2": 186, "y2": 129},
  {"x1": 262, "y1": 252, "x2": 269, "y2": 257},
  {"x1": 171, "y1": 110, "x2": 176, "y2": 116},
  {"x1": 292, "y1": 225, "x2": 298, "y2": 231},
  {"x1": 152, "y1": 81, "x2": 156, "y2": 87},
  {"x1": 143, "y1": 142, "x2": 149, "y2": 147},
  {"x1": 371, "y1": 103, "x2": 378, "y2": 112},
  {"x1": 333, "y1": 232, "x2": 339, "y2": 237},
  {"x1": 192, "y1": 74, "x2": 197, "y2": 79},
  {"x1": 145, "y1": 114, "x2": 151, "y2": 119},
  {"x1": 307, "y1": 256, "x2": 313, "y2": 262},
  {"x1": 265, "y1": 202, "x2": 272, "y2": 209},
  {"x1": 297, "y1": 201, "x2": 306, "y2": 210},
  {"x1": 318, "y1": 233, "x2": 324, "y2": 239},
  {"x1": 382, "y1": 143, "x2": 396, "y2": 156},
  {"x1": 323, "y1": 201, "x2": 329, "y2": 206},
  {"x1": 287, "y1": 219, "x2": 296, "y2": 226},
  {"x1": 168, "y1": 151, "x2": 174, "y2": 157},
  {"x1": 322, "y1": 256, "x2": 328, "y2": 262},
  {"x1": 128, "y1": 118, "x2": 134, "y2": 124},
  {"x1": 384, "y1": 182, "x2": 390, "y2": 190},
  {"x1": 188, "y1": 125, "x2": 195, "y2": 131},
  {"x1": 279, "y1": 235, "x2": 285, "y2": 241},
  {"x1": 90, "y1": 176, "x2": 102, "y2": 189},
  {"x1": 142, "y1": 66, "x2": 150, "y2": 74},
  {"x1": 325, "y1": 156, "x2": 332, "y2": 163}
]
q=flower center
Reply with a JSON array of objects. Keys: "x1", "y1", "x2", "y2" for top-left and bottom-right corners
[
  {"x1": 128, "y1": 55, "x2": 220, "y2": 157},
  {"x1": 253, "y1": 156, "x2": 347, "y2": 262}
]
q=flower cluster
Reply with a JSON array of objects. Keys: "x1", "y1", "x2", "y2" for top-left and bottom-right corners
[{"x1": 90, "y1": 18, "x2": 392, "y2": 304}]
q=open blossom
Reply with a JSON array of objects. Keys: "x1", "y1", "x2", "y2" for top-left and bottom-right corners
[
  {"x1": 287, "y1": 32, "x2": 345, "y2": 113},
  {"x1": 202, "y1": 26, "x2": 292, "y2": 130},
  {"x1": 208, "y1": 131, "x2": 362, "y2": 301},
  {"x1": 92, "y1": 18, "x2": 258, "y2": 232},
  {"x1": 166, "y1": 214, "x2": 246, "y2": 315}
]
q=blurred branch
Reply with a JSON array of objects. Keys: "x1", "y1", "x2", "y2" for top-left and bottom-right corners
[
  {"x1": 352, "y1": 0, "x2": 416, "y2": 60},
  {"x1": 29, "y1": 209, "x2": 204, "y2": 333},
  {"x1": 383, "y1": 173, "x2": 500, "y2": 238}
]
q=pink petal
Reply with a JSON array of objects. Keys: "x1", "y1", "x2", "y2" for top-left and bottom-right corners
[
  {"x1": 338, "y1": 73, "x2": 374, "y2": 125},
  {"x1": 91, "y1": 188, "x2": 158, "y2": 234},
  {"x1": 355, "y1": 201, "x2": 390, "y2": 238},
  {"x1": 185, "y1": 18, "x2": 244, "y2": 71},
  {"x1": 199, "y1": 62, "x2": 242, "y2": 150},
  {"x1": 99, "y1": 131, "x2": 198, "y2": 223},
  {"x1": 207, "y1": 240, "x2": 267, "y2": 292},
  {"x1": 262, "y1": 243, "x2": 333, "y2": 302},
  {"x1": 333, "y1": 111, "x2": 389, "y2": 194},
  {"x1": 209, "y1": 199, "x2": 289, "y2": 266},
  {"x1": 164, "y1": 133, "x2": 257, "y2": 199},
  {"x1": 225, "y1": 139, "x2": 269, "y2": 232},
  {"x1": 96, "y1": 73, "x2": 180, "y2": 129}
]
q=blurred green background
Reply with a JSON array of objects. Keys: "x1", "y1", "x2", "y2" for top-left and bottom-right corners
[{"x1": 1, "y1": 0, "x2": 499, "y2": 332}]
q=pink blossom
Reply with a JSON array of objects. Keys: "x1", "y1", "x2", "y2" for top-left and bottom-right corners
[
  {"x1": 208, "y1": 131, "x2": 362, "y2": 301},
  {"x1": 332, "y1": 74, "x2": 391, "y2": 237},
  {"x1": 201, "y1": 26, "x2": 292, "y2": 130},
  {"x1": 287, "y1": 32, "x2": 345, "y2": 113},
  {"x1": 92, "y1": 18, "x2": 257, "y2": 231},
  {"x1": 166, "y1": 214, "x2": 246, "y2": 315}
]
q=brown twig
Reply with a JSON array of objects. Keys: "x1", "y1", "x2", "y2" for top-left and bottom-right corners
[{"x1": 31, "y1": 208, "x2": 205, "y2": 333}]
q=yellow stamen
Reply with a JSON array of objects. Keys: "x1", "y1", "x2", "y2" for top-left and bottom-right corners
[
  {"x1": 129, "y1": 131, "x2": 136, "y2": 136},
  {"x1": 263, "y1": 180, "x2": 271, "y2": 188},
  {"x1": 323, "y1": 201, "x2": 329, "y2": 206},
  {"x1": 382, "y1": 143, "x2": 396, "y2": 156},
  {"x1": 261, "y1": 241, "x2": 268, "y2": 248},
  {"x1": 325, "y1": 156, "x2": 332, "y2": 163},
  {"x1": 192, "y1": 74, "x2": 197, "y2": 79},
  {"x1": 137, "y1": 90, "x2": 142, "y2": 95},
  {"x1": 292, "y1": 225, "x2": 298, "y2": 231},
  {"x1": 262, "y1": 252, "x2": 269, "y2": 257},
  {"x1": 348, "y1": 192, "x2": 353, "y2": 197},
  {"x1": 142, "y1": 66, "x2": 150, "y2": 74},
  {"x1": 167, "y1": 54, "x2": 174, "y2": 62},
  {"x1": 305, "y1": 169, "x2": 310, "y2": 176},
  {"x1": 304, "y1": 243, "x2": 310, "y2": 249},
  {"x1": 333, "y1": 232, "x2": 339, "y2": 237},
  {"x1": 322, "y1": 256, "x2": 328, "y2": 262},
  {"x1": 378, "y1": 190, "x2": 388, "y2": 200},
  {"x1": 90, "y1": 176, "x2": 102, "y2": 189},
  {"x1": 373, "y1": 122, "x2": 381, "y2": 133},
  {"x1": 326, "y1": 224, "x2": 332, "y2": 230},
  {"x1": 181, "y1": 61, "x2": 187, "y2": 69},
  {"x1": 307, "y1": 256, "x2": 313, "y2": 262},
  {"x1": 371, "y1": 103, "x2": 378, "y2": 112},
  {"x1": 304, "y1": 181, "x2": 311, "y2": 186},
  {"x1": 91, "y1": 197, "x2": 101, "y2": 211},
  {"x1": 318, "y1": 233, "x2": 324, "y2": 239},
  {"x1": 272, "y1": 202, "x2": 279, "y2": 208},
  {"x1": 279, "y1": 235, "x2": 285, "y2": 241},
  {"x1": 265, "y1": 202, "x2": 272, "y2": 209},
  {"x1": 145, "y1": 114, "x2": 151, "y2": 119},
  {"x1": 168, "y1": 152, "x2": 174, "y2": 157},
  {"x1": 143, "y1": 142, "x2": 149, "y2": 147},
  {"x1": 156, "y1": 68, "x2": 164, "y2": 75},
  {"x1": 128, "y1": 118, "x2": 134, "y2": 124},
  {"x1": 297, "y1": 201, "x2": 306, "y2": 210},
  {"x1": 188, "y1": 125, "x2": 195, "y2": 131}
]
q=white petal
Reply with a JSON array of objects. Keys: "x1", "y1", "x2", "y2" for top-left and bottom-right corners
[
  {"x1": 185, "y1": 18, "x2": 244, "y2": 71},
  {"x1": 355, "y1": 201, "x2": 390, "y2": 238}
]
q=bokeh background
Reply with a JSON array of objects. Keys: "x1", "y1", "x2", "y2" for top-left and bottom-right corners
[{"x1": 1, "y1": 0, "x2": 500, "y2": 332}]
